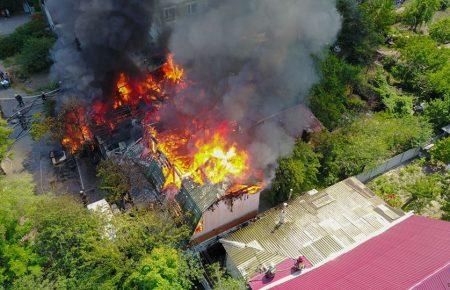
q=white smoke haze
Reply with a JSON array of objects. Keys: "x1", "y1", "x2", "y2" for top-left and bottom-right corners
[{"x1": 165, "y1": 0, "x2": 341, "y2": 174}]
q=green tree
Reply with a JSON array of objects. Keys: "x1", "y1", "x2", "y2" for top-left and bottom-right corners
[
  {"x1": 394, "y1": 36, "x2": 449, "y2": 95},
  {"x1": 313, "y1": 113, "x2": 432, "y2": 185},
  {"x1": 429, "y1": 18, "x2": 450, "y2": 44},
  {"x1": 0, "y1": 119, "x2": 12, "y2": 164},
  {"x1": 336, "y1": 0, "x2": 381, "y2": 64},
  {"x1": 309, "y1": 54, "x2": 361, "y2": 129},
  {"x1": 207, "y1": 263, "x2": 246, "y2": 290},
  {"x1": 404, "y1": 175, "x2": 444, "y2": 213},
  {"x1": 402, "y1": 0, "x2": 441, "y2": 31},
  {"x1": 424, "y1": 94, "x2": 450, "y2": 130},
  {"x1": 17, "y1": 36, "x2": 55, "y2": 75},
  {"x1": 0, "y1": 16, "x2": 49, "y2": 59},
  {"x1": 124, "y1": 248, "x2": 195, "y2": 290},
  {"x1": 361, "y1": 0, "x2": 396, "y2": 35},
  {"x1": 271, "y1": 141, "x2": 321, "y2": 204},
  {"x1": 97, "y1": 159, "x2": 132, "y2": 204},
  {"x1": 0, "y1": 176, "x2": 43, "y2": 288},
  {"x1": 431, "y1": 137, "x2": 450, "y2": 164}
]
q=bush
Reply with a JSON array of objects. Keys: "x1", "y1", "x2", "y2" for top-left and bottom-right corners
[
  {"x1": 0, "y1": 16, "x2": 49, "y2": 59},
  {"x1": 424, "y1": 94, "x2": 450, "y2": 131},
  {"x1": 313, "y1": 113, "x2": 433, "y2": 185},
  {"x1": 0, "y1": 33, "x2": 23, "y2": 59},
  {"x1": 431, "y1": 137, "x2": 450, "y2": 164},
  {"x1": 309, "y1": 54, "x2": 361, "y2": 129},
  {"x1": 383, "y1": 94, "x2": 414, "y2": 117},
  {"x1": 17, "y1": 37, "x2": 55, "y2": 74},
  {"x1": 270, "y1": 141, "x2": 321, "y2": 205},
  {"x1": 430, "y1": 18, "x2": 450, "y2": 44}
]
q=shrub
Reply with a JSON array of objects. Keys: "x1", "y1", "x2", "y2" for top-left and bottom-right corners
[
  {"x1": 383, "y1": 94, "x2": 413, "y2": 117},
  {"x1": 424, "y1": 94, "x2": 450, "y2": 131},
  {"x1": 0, "y1": 33, "x2": 23, "y2": 59},
  {"x1": 313, "y1": 113, "x2": 433, "y2": 185},
  {"x1": 309, "y1": 54, "x2": 361, "y2": 129},
  {"x1": 0, "y1": 16, "x2": 49, "y2": 59},
  {"x1": 431, "y1": 137, "x2": 450, "y2": 164},
  {"x1": 17, "y1": 37, "x2": 55, "y2": 74},
  {"x1": 430, "y1": 18, "x2": 450, "y2": 44}
]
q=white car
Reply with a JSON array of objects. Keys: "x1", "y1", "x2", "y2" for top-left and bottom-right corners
[{"x1": 1, "y1": 78, "x2": 10, "y2": 89}]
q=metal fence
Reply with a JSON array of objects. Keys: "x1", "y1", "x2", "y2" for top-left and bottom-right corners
[{"x1": 355, "y1": 147, "x2": 421, "y2": 183}]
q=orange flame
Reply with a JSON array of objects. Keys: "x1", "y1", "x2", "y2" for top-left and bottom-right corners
[
  {"x1": 161, "y1": 54, "x2": 184, "y2": 84},
  {"x1": 149, "y1": 123, "x2": 254, "y2": 191},
  {"x1": 61, "y1": 107, "x2": 93, "y2": 154}
]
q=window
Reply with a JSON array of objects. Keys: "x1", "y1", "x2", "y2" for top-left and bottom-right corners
[
  {"x1": 163, "y1": 7, "x2": 176, "y2": 22},
  {"x1": 186, "y1": 2, "x2": 198, "y2": 16}
]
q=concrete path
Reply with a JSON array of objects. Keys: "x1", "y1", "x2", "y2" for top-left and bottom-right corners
[{"x1": 0, "y1": 14, "x2": 31, "y2": 35}]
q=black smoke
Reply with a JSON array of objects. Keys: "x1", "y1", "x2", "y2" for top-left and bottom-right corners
[{"x1": 47, "y1": 0, "x2": 155, "y2": 100}]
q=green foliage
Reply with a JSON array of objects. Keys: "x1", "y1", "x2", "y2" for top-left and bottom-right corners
[
  {"x1": 0, "y1": 119, "x2": 12, "y2": 163},
  {"x1": 360, "y1": 0, "x2": 396, "y2": 35},
  {"x1": 124, "y1": 248, "x2": 195, "y2": 290},
  {"x1": 207, "y1": 263, "x2": 247, "y2": 290},
  {"x1": 16, "y1": 37, "x2": 55, "y2": 75},
  {"x1": 431, "y1": 137, "x2": 450, "y2": 164},
  {"x1": 97, "y1": 159, "x2": 131, "y2": 203},
  {"x1": 394, "y1": 36, "x2": 450, "y2": 96},
  {"x1": 368, "y1": 176, "x2": 403, "y2": 207},
  {"x1": 30, "y1": 113, "x2": 55, "y2": 141},
  {"x1": 424, "y1": 94, "x2": 450, "y2": 130},
  {"x1": 0, "y1": 176, "x2": 43, "y2": 288},
  {"x1": 404, "y1": 174, "x2": 445, "y2": 213},
  {"x1": 313, "y1": 113, "x2": 433, "y2": 185},
  {"x1": 383, "y1": 94, "x2": 414, "y2": 116},
  {"x1": 336, "y1": 0, "x2": 382, "y2": 64},
  {"x1": 309, "y1": 54, "x2": 361, "y2": 129},
  {"x1": 270, "y1": 141, "x2": 321, "y2": 205},
  {"x1": 430, "y1": 17, "x2": 450, "y2": 43},
  {"x1": 402, "y1": 0, "x2": 441, "y2": 31},
  {"x1": 0, "y1": 16, "x2": 49, "y2": 59}
]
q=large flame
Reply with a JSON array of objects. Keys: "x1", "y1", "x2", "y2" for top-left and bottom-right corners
[
  {"x1": 148, "y1": 123, "x2": 256, "y2": 191},
  {"x1": 61, "y1": 53, "x2": 262, "y2": 195},
  {"x1": 61, "y1": 107, "x2": 93, "y2": 154}
]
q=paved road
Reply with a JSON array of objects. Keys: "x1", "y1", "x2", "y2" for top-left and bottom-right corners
[{"x1": 0, "y1": 15, "x2": 31, "y2": 35}]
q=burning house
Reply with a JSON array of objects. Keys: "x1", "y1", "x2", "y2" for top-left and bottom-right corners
[{"x1": 46, "y1": 0, "x2": 342, "y2": 244}]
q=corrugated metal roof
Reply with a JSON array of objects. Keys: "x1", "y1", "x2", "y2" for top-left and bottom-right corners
[
  {"x1": 224, "y1": 177, "x2": 405, "y2": 279},
  {"x1": 271, "y1": 216, "x2": 450, "y2": 290}
]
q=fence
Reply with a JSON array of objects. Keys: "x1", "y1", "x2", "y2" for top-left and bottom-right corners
[{"x1": 355, "y1": 147, "x2": 421, "y2": 183}]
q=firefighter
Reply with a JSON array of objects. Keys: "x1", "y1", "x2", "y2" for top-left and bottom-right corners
[
  {"x1": 17, "y1": 111, "x2": 27, "y2": 129},
  {"x1": 293, "y1": 256, "x2": 305, "y2": 271},
  {"x1": 15, "y1": 94, "x2": 24, "y2": 107}
]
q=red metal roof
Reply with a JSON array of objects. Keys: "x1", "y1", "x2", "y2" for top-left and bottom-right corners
[
  {"x1": 264, "y1": 216, "x2": 450, "y2": 290},
  {"x1": 248, "y1": 257, "x2": 313, "y2": 289}
]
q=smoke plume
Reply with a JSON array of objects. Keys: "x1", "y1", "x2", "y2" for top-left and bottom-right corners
[
  {"x1": 163, "y1": 0, "x2": 341, "y2": 174},
  {"x1": 46, "y1": 0, "x2": 155, "y2": 101},
  {"x1": 48, "y1": 0, "x2": 341, "y2": 180}
]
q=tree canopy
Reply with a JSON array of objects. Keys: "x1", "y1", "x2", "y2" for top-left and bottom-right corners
[
  {"x1": 312, "y1": 113, "x2": 433, "y2": 185},
  {"x1": 0, "y1": 119, "x2": 12, "y2": 164},
  {"x1": 270, "y1": 141, "x2": 321, "y2": 204},
  {"x1": 402, "y1": 0, "x2": 441, "y2": 31}
]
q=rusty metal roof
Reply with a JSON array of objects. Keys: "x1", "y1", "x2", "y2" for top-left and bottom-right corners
[{"x1": 223, "y1": 177, "x2": 405, "y2": 279}]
